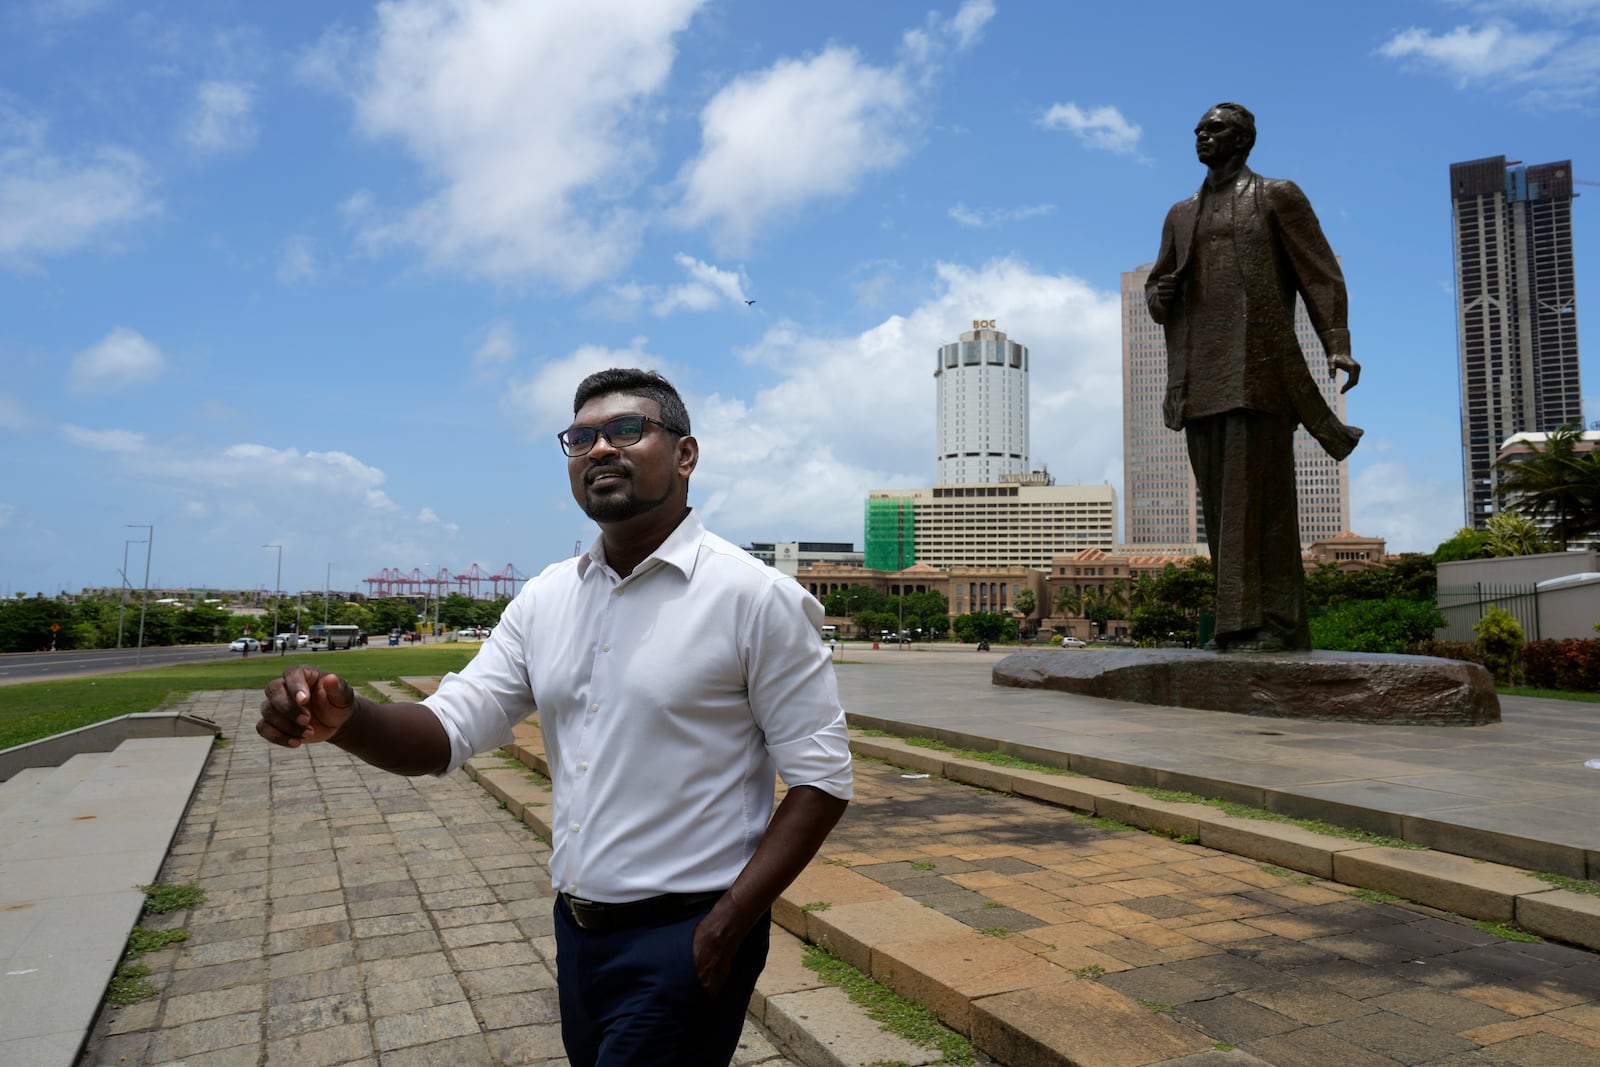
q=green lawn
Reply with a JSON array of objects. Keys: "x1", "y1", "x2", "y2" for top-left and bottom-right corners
[{"x1": 0, "y1": 647, "x2": 478, "y2": 750}]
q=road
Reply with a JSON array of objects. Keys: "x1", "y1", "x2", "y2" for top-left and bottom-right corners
[{"x1": 0, "y1": 644, "x2": 251, "y2": 686}]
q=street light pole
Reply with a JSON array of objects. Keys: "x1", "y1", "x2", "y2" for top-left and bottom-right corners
[
  {"x1": 125, "y1": 524, "x2": 152, "y2": 665},
  {"x1": 117, "y1": 537, "x2": 144, "y2": 649},
  {"x1": 324, "y1": 563, "x2": 331, "y2": 626},
  {"x1": 264, "y1": 544, "x2": 282, "y2": 654}
]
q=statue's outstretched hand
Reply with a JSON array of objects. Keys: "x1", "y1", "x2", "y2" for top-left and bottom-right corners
[{"x1": 1328, "y1": 353, "x2": 1360, "y2": 393}]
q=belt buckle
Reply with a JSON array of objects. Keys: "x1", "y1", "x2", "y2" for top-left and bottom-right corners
[{"x1": 565, "y1": 895, "x2": 600, "y2": 931}]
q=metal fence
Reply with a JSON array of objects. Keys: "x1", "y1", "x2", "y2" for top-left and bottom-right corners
[{"x1": 1435, "y1": 583, "x2": 1541, "y2": 642}]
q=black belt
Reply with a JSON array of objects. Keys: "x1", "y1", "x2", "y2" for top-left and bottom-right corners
[{"x1": 560, "y1": 891, "x2": 724, "y2": 933}]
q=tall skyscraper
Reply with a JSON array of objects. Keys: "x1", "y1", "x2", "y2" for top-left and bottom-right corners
[
  {"x1": 1450, "y1": 156, "x2": 1584, "y2": 529},
  {"x1": 1121, "y1": 264, "x2": 1351, "y2": 549},
  {"x1": 934, "y1": 322, "x2": 1029, "y2": 485}
]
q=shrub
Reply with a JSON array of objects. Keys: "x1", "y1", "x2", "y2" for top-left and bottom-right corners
[
  {"x1": 1474, "y1": 605, "x2": 1525, "y2": 684},
  {"x1": 1311, "y1": 598, "x2": 1445, "y2": 653},
  {"x1": 1406, "y1": 639, "x2": 1486, "y2": 666},
  {"x1": 1049, "y1": 633, "x2": 1063, "y2": 646},
  {"x1": 1521, "y1": 639, "x2": 1600, "y2": 692}
]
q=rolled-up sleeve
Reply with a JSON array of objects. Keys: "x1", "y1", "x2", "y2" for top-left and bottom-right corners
[{"x1": 748, "y1": 579, "x2": 854, "y2": 800}]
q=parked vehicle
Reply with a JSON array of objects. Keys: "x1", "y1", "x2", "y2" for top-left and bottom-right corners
[
  {"x1": 1062, "y1": 637, "x2": 1087, "y2": 648},
  {"x1": 307, "y1": 623, "x2": 361, "y2": 650},
  {"x1": 229, "y1": 637, "x2": 260, "y2": 653}
]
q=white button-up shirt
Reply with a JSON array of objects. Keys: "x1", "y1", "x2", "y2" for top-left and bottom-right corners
[{"x1": 422, "y1": 511, "x2": 853, "y2": 903}]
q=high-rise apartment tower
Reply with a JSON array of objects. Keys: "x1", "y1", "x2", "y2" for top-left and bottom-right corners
[
  {"x1": 1121, "y1": 264, "x2": 1351, "y2": 548},
  {"x1": 1449, "y1": 156, "x2": 1583, "y2": 529},
  {"x1": 934, "y1": 322, "x2": 1029, "y2": 485}
]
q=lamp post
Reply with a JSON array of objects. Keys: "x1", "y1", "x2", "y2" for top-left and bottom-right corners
[
  {"x1": 324, "y1": 563, "x2": 332, "y2": 626},
  {"x1": 125, "y1": 524, "x2": 152, "y2": 665},
  {"x1": 116, "y1": 537, "x2": 145, "y2": 649},
  {"x1": 264, "y1": 544, "x2": 282, "y2": 654}
]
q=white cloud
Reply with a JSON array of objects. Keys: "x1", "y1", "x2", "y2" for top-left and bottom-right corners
[
  {"x1": 473, "y1": 322, "x2": 518, "y2": 375},
  {"x1": 674, "y1": 47, "x2": 916, "y2": 250},
  {"x1": 682, "y1": 258, "x2": 1124, "y2": 545},
  {"x1": 1378, "y1": 11, "x2": 1600, "y2": 103},
  {"x1": 0, "y1": 97, "x2": 159, "y2": 268},
  {"x1": 948, "y1": 202, "x2": 1056, "y2": 228},
  {"x1": 504, "y1": 338, "x2": 667, "y2": 437},
  {"x1": 1378, "y1": 20, "x2": 1563, "y2": 79},
  {"x1": 68, "y1": 328, "x2": 166, "y2": 394},
  {"x1": 277, "y1": 234, "x2": 317, "y2": 284},
  {"x1": 902, "y1": 0, "x2": 996, "y2": 66},
  {"x1": 1038, "y1": 102, "x2": 1143, "y2": 155},
  {"x1": 0, "y1": 502, "x2": 13, "y2": 527},
  {"x1": 607, "y1": 253, "x2": 750, "y2": 316},
  {"x1": 184, "y1": 80, "x2": 258, "y2": 155},
  {"x1": 1350, "y1": 458, "x2": 1464, "y2": 555},
  {"x1": 60, "y1": 425, "x2": 147, "y2": 452},
  {"x1": 345, "y1": 0, "x2": 704, "y2": 286}
]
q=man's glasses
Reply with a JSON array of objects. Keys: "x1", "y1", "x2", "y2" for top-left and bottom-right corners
[{"x1": 557, "y1": 414, "x2": 688, "y2": 457}]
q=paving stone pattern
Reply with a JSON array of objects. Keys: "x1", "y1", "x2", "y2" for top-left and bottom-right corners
[
  {"x1": 76, "y1": 692, "x2": 804, "y2": 1067},
  {"x1": 825, "y1": 755, "x2": 1600, "y2": 1065}
]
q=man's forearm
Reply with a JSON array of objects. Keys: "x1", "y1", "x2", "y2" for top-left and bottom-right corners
[
  {"x1": 714, "y1": 785, "x2": 848, "y2": 935},
  {"x1": 332, "y1": 696, "x2": 453, "y2": 777}
]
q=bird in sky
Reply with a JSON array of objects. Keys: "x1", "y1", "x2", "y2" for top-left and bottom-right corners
[{"x1": 744, "y1": 299, "x2": 756, "y2": 305}]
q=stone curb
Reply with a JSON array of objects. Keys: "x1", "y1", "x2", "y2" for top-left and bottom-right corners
[{"x1": 848, "y1": 734, "x2": 1600, "y2": 953}]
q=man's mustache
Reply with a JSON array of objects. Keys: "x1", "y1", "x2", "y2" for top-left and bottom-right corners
[{"x1": 585, "y1": 463, "x2": 630, "y2": 484}]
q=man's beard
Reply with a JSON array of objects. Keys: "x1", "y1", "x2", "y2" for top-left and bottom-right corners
[{"x1": 580, "y1": 469, "x2": 671, "y2": 522}]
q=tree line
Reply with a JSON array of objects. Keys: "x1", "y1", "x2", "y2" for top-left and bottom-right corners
[{"x1": 0, "y1": 591, "x2": 510, "y2": 654}]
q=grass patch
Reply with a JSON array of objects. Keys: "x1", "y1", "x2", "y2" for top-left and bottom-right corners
[
  {"x1": 979, "y1": 927, "x2": 1009, "y2": 938},
  {"x1": 1073, "y1": 813, "x2": 1137, "y2": 833},
  {"x1": 1135, "y1": 786, "x2": 1424, "y2": 850},
  {"x1": 803, "y1": 944, "x2": 974, "y2": 1065},
  {"x1": 1476, "y1": 920, "x2": 1543, "y2": 943},
  {"x1": 1349, "y1": 887, "x2": 1405, "y2": 904},
  {"x1": 1136, "y1": 997, "x2": 1174, "y2": 1014},
  {"x1": 0, "y1": 646, "x2": 478, "y2": 750},
  {"x1": 911, "y1": 861, "x2": 937, "y2": 871},
  {"x1": 801, "y1": 901, "x2": 832, "y2": 913},
  {"x1": 1498, "y1": 686, "x2": 1600, "y2": 704},
  {"x1": 1536, "y1": 872, "x2": 1600, "y2": 898},
  {"x1": 106, "y1": 962, "x2": 158, "y2": 1006},
  {"x1": 1260, "y1": 864, "x2": 1315, "y2": 886},
  {"x1": 899, "y1": 737, "x2": 1079, "y2": 776},
  {"x1": 140, "y1": 883, "x2": 205, "y2": 915},
  {"x1": 125, "y1": 926, "x2": 189, "y2": 959},
  {"x1": 1072, "y1": 964, "x2": 1106, "y2": 980}
]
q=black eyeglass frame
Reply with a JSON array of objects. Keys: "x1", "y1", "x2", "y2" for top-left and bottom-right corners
[{"x1": 557, "y1": 413, "x2": 690, "y2": 457}]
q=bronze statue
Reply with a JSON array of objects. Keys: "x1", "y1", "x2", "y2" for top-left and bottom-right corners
[{"x1": 1146, "y1": 103, "x2": 1361, "y2": 652}]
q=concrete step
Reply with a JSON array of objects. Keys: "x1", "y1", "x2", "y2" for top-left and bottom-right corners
[
  {"x1": 0, "y1": 735, "x2": 214, "y2": 1067},
  {"x1": 0, "y1": 765, "x2": 56, "y2": 815},
  {"x1": 0, "y1": 753, "x2": 108, "y2": 856}
]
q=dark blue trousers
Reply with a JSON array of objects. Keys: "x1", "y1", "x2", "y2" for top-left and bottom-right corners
[{"x1": 553, "y1": 897, "x2": 770, "y2": 1066}]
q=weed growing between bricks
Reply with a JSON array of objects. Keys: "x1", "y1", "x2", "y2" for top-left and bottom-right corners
[
  {"x1": 802, "y1": 943, "x2": 975, "y2": 1066},
  {"x1": 107, "y1": 883, "x2": 206, "y2": 1005}
]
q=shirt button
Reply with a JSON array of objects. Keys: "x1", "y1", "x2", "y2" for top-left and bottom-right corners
[
  {"x1": 602, "y1": 643, "x2": 610, "y2": 652},
  {"x1": 566, "y1": 883, "x2": 576, "y2": 892},
  {"x1": 580, "y1": 761, "x2": 590, "y2": 771},
  {"x1": 590, "y1": 703, "x2": 599, "y2": 712},
  {"x1": 570, "y1": 822, "x2": 581, "y2": 832}
]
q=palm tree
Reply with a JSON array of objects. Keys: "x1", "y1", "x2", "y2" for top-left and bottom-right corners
[
  {"x1": 1495, "y1": 424, "x2": 1600, "y2": 549},
  {"x1": 1052, "y1": 584, "x2": 1081, "y2": 619}
]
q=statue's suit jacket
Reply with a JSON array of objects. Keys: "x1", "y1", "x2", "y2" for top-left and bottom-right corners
[{"x1": 1145, "y1": 166, "x2": 1348, "y2": 433}]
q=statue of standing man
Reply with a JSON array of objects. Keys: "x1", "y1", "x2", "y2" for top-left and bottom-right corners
[{"x1": 1147, "y1": 103, "x2": 1362, "y2": 652}]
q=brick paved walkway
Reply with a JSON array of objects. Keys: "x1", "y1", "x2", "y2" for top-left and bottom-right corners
[
  {"x1": 823, "y1": 754, "x2": 1600, "y2": 1065},
  {"x1": 76, "y1": 691, "x2": 804, "y2": 1067}
]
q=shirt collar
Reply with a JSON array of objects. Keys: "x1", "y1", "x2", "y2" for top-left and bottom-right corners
[{"x1": 576, "y1": 508, "x2": 705, "y2": 582}]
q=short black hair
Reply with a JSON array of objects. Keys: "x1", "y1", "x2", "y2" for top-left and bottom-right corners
[
  {"x1": 572, "y1": 368, "x2": 691, "y2": 435},
  {"x1": 1208, "y1": 101, "x2": 1256, "y2": 154}
]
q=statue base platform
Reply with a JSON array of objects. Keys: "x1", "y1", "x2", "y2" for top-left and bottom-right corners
[{"x1": 992, "y1": 648, "x2": 1500, "y2": 726}]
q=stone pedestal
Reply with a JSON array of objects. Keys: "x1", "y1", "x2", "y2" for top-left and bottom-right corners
[{"x1": 992, "y1": 649, "x2": 1499, "y2": 725}]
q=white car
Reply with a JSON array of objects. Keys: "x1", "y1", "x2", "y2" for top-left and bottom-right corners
[
  {"x1": 1062, "y1": 637, "x2": 1088, "y2": 648},
  {"x1": 229, "y1": 637, "x2": 260, "y2": 652}
]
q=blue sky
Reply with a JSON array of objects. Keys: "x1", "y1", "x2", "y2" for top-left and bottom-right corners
[{"x1": 3, "y1": 0, "x2": 1598, "y2": 596}]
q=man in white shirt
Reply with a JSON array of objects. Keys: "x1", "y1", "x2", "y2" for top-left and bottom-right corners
[{"x1": 257, "y1": 368, "x2": 854, "y2": 1065}]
